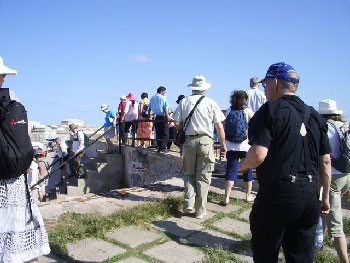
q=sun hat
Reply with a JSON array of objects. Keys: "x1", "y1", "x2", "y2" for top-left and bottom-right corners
[
  {"x1": 176, "y1": 95, "x2": 185, "y2": 104},
  {"x1": 250, "y1": 77, "x2": 260, "y2": 85},
  {"x1": 120, "y1": 95, "x2": 126, "y2": 100},
  {"x1": 188, "y1": 76, "x2": 211, "y2": 90},
  {"x1": 69, "y1": 123, "x2": 78, "y2": 131},
  {"x1": 318, "y1": 99, "x2": 343, "y2": 115},
  {"x1": 100, "y1": 104, "x2": 108, "y2": 111},
  {"x1": 126, "y1": 92, "x2": 137, "y2": 101},
  {"x1": 0, "y1": 57, "x2": 17, "y2": 75},
  {"x1": 261, "y1": 62, "x2": 299, "y2": 84}
]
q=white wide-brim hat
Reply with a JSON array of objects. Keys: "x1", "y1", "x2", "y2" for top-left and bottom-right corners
[
  {"x1": 188, "y1": 75, "x2": 211, "y2": 91},
  {"x1": 0, "y1": 57, "x2": 17, "y2": 75},
  {"x1": 318, "y1": 99, "x2": 343, "y2": 115},
  {"x1": 100, "y1": 104, "x2": 108, "y2": 111}
]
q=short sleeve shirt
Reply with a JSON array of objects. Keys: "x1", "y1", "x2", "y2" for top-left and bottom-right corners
[
  {"x1": 173, "y1": 95, "x2": 225, "y2": 138},
  {"x1": 149, "y1": 93, "x2": 169, "y2": 116},
  {"x1": 246, "y1": 88, "x2": 266, "y2": 113},
  {"x1": 104, "y1": 110, "x2": 115, "y2": 127},
  {"x1": 248, "y1": 95, "x2": 331, "y2": 183}
]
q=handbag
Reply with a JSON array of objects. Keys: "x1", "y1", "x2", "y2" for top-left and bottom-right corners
[{"x1": 175, "y1": 95, "x2": 205, "y2": 145}]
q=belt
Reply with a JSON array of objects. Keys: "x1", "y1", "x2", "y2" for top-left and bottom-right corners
[{"x1": 188, "y1": 134, "x2": 199, "y2": 137}]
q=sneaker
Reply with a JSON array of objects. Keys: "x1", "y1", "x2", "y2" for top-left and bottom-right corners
[
  {"x1": 183, "y1": 207, "x2": 193, "y2": 214},
  {"x1": 195, "y1": 211, "x2": 207, "y2": 219}
]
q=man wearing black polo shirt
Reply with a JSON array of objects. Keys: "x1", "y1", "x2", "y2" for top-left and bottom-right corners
[{"x1": 238, "y1": 62, "x2": 332, "y2": 263}]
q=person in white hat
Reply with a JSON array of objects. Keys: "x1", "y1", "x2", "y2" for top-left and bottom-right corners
[
  {"x1": 100, "y1": 104, "x2": 117, "y2": 152},
  {"x1": 318, "y1": 99, "x2": 350, "y2": 263},
  {"x1": 0, "y1": 57, "x2": 50, "y2": 261},
  {"x1": 117, "y1": 95, "x2": 127, "y2": 144},
  {"x1": 173, "y1": 76, "x2": 226, "y2": 219}
]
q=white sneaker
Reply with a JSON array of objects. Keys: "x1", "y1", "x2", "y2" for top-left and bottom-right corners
[{"x1": 195, "y1": 211, "x2": 207, "y2": 219}]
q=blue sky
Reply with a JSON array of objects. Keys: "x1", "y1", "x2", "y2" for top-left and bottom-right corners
[{"x1": 1, "y1": 0, "x2": 350, "y2": 126}]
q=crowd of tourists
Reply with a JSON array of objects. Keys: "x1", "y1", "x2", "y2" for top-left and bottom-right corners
[{"x1": 1, "y1": 55, "x2": 350, "y2": 263}]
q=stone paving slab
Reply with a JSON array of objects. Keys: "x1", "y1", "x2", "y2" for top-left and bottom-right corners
[
  {"x1": 107, "y1": 226, "x2": 162, "y2": 248},
  {"x1": 342, "y1": 208, "x2": 350, "y2": 219},
  {"x1": 206, "y1": 201, "x2": 241, "y2": 214},
  {"x1": 118, "y1": 257, "x2": 149, "y2": 263},
  {"x1": 66, "y1": 238, "x2": 126, "y2": 262},
  {"x1": 144, "y1": 241, "x2": 204, "y2": 263},
  {"x1": 213, "y1": 217, "x2": 251, "y2": 236},
  {"x1": 152, "y1": 217, "x2": 204, "y2": 238},
  {"x1": 176, "y1": 210, "x2": 215, "y2": 224},
  {"x1": 38, "y1": 253, "x2": 66, "y2": 263},
  {"x1": 187, "y1": 229, "x2": 237, "y2": 250},
  {"x1": 238, "y1": 208, "x2": 252, "y2": 221},
  {"x1": 233, "y1": 249, "x2": 254, "y2": 263}
]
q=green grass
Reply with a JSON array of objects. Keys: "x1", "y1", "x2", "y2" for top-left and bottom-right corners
[{"x1": 47, "y1": 197, "x2": 182, "y2": 260}]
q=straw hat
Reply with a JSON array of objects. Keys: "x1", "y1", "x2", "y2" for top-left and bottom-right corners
[
  {"x1": 0, "y1": 57, "x2": 17, "y2": 75},
  {"x1": 318, "y1": 99, "x2": 343, "y2": 115},
  {"x1": 188, "y1": 76, "x2": 211, "y2": 90}
]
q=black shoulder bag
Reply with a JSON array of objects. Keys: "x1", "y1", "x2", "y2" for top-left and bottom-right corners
[{"x1": 176, "y1": 95, "x2": 205, "y2": 144}]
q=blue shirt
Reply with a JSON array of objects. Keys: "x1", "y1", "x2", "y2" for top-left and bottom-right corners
[
  {"x1": 104, "y1": 110, "x2": 115, "y2": 127},
  {"x1": 149, "y1": 93, "x2": 169, "y2": 116}
]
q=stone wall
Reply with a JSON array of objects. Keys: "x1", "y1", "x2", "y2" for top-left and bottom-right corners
[{"x1": 124, "y1": 147, "x2": 183, "y2": 187}]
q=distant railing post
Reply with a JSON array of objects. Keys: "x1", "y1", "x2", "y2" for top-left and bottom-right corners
[{"x1": 132, "y1": 120, "x2": 136, "y2": 147}]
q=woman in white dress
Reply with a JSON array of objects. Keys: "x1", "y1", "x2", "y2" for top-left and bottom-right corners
[{"x1": 0, "y1": 57, "x2": 50, "y2": 262}]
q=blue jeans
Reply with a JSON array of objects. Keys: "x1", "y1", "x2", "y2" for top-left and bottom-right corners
[{"x1": 225, "y1": 151, "x2": 252, "y2": 182}]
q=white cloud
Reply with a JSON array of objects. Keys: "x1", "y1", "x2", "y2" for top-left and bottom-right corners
[{"x1": 128, "y1": 55, "x2": 150, "y2": 62}]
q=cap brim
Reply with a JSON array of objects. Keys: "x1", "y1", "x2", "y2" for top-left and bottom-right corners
[
  {"x1": 318, "y1": 109, "x2": 343, "y2": 115},
  {"x1": 0, "y1": 66, "x2": 17, "y2": 75}
]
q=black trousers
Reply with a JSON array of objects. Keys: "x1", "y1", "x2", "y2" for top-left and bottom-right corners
[
  {"x1": 250, "y1": 179, "x2": 320, "y2": 263},
  {"x1": 167, "y1": 126, "x2": 177, "y2": 149},
  {"x1": 154, "y1": 115, "x2": 169, "y2": 150}
]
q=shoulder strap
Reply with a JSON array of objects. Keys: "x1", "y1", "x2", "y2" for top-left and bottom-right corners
[
  {"x1": 182, "y1": 96, "x2": 205, "y2": 131},
  {"x1": 285, "y1": 101, "x2": 312, "y2": 175}
]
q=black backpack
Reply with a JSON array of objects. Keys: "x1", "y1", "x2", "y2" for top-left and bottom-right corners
[
  {"x1": 141, "y1": 103, "x2": 149, "y2": 118},
  {"x1": 224, "y1": 106, "x2": 248, "y2": 143},
  {"x1": 0, "y1": 88, "x2": 34, "y2": 180}
]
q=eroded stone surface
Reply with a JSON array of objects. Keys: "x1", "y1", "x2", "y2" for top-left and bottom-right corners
[
  {"x1": 144, "y1": 241, "x2": 204, "y2": 263},
  {"x1": 38, "y1": 253, "x2": 66, "y2": 263},
  {"x1": 152, "y1": 217, "x2": 203, "y2": 238},
  {"x1": 118, "y1": 257, "x2": 148, "y2": 263},
  {"x1": 66, "y1": 238, "x2": 125, "y2": 262},
  {"x1": 187, "y1": 229, "x2": 237, "y2": 250},
  {"x1": 107, "y1": 226, "x2": 161, "y2": 248},
  {"x1": 213, "y1": 217, "x2": 251, "y2": 236}
]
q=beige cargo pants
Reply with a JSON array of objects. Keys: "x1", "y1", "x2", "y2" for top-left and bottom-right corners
[{"x1": 183, "y1": 134, "x2": 215, "y2": 217}]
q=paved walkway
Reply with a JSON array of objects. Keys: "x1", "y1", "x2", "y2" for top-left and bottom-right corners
[{"x1": 37, "y1": 177, "x2": 349, "y2": 263}]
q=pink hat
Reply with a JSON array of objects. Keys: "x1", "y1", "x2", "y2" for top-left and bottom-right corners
[{"x1": 126, "y1": 92, "x2": 137, "y2": 101}]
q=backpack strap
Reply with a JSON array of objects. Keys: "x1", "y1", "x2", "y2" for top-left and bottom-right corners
[{"x1": 285, "y1": 102, "x2": 312, "y2": 177}]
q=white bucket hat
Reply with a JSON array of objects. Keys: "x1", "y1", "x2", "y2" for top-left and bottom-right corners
[
  {"x1": 318, "y1": 99, "x2": 343, "y2": 115},
  {"x1": 0, "y1": 57, "x2": 17, "y2": 75},
  {"x1": 100, "y1": 104, "x2": 108, "y2": 111},
  {"x1": 188, "y1": 75, "x2": 211, "y2": 91}
]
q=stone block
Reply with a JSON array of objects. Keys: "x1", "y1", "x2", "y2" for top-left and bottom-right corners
[
  {"x1": 187, "y1": 229, "x2": 237, "y2": 250},
  {"x1": 233, "y1": 249, "x2": 254, "y2": 263},
  {"x1": 124, "y1": 147, "x2": 183, "y2": 187},
  {"x1": 144, "y1": 241, "x2": 204, "y2": 263},
  {"x1": 66, "y1": 238, "x2": 125, "y2": 262},
  {"x1": 239, "y1": 209, "x2": 252, "y2": 221},
  {"x1": 38, "y1": 253, "x2": 66, "y2": 263},
  {"x1": 213, "y1": 217, "x2": 251, "y2": 237},
  {"x1": 206, "y1": 201, "x2": 241, "y2": 214},
  {"x1": 107, "y1": 226, "x2": 161, "y2": 248},
  {"x1": 152, "y1": 217, "x2": 203, "y2": 238},
  {"x1": 118, "y1": 257, "x2": 148, "y2": 263}
]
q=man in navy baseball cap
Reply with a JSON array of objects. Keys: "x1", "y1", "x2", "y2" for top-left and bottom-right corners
[
  {"x1": 260, "y1": 62, "x2": 300, "y2": 101},
  {"x1": 238, "y1": 62, "x2": 332, "y2": 262}
]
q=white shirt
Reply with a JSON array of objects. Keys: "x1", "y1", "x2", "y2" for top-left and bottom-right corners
[
  {"x1": 225, "y1": 107, "x2": 251, "y2": 152},
  {"x1": 327, "y1": 121, "x2": 342, "y2": 175},
  {"x1": 124, "y1": 101, "x2": 139, "y2": 121},
  {"x1": 246, "y1": 88, "x2": 266, "y2": 113},
  {"x1": 72, "y1": 130, "x2": 85, "y2": 152},
  {"x1": 173, "y1": 95, "x2": 225, "y2": 138}
]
